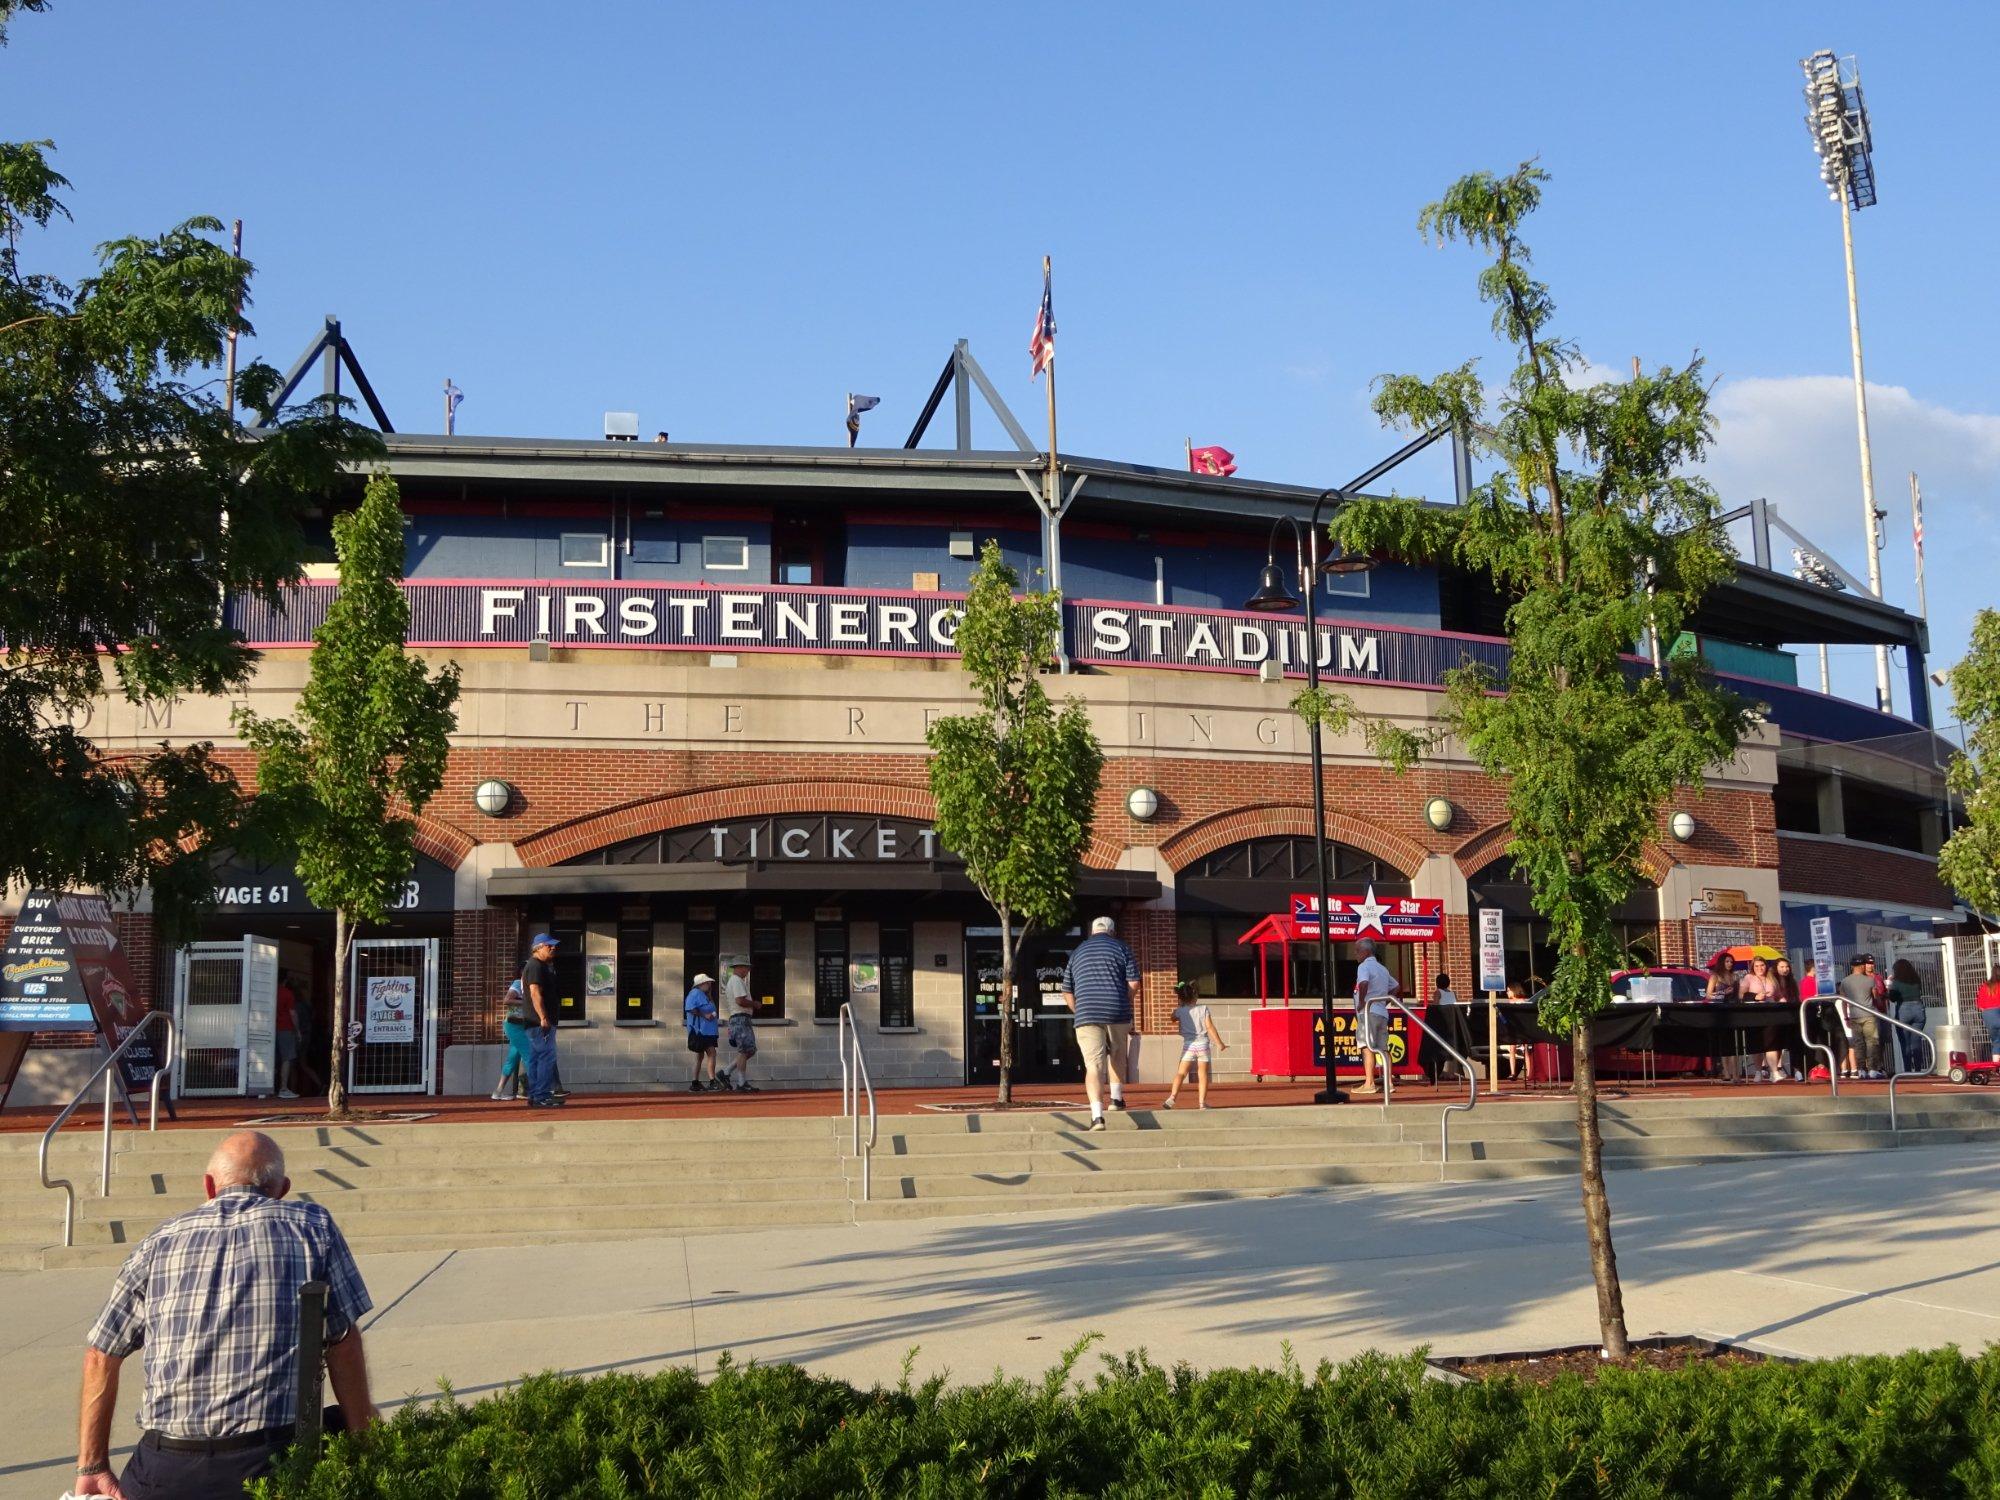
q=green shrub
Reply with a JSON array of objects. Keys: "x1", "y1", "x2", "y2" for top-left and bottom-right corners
[{"x1": 254, "y1": 1342, "x2": 2000, "y2": 1498}]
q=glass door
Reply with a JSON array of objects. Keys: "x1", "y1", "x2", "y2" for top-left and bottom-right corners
[{"x1": 965, "y1": 928, "x2": 1083, "y2": 1085}]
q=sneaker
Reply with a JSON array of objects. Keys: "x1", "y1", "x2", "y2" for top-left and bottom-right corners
[
  {"x1": 688, "y1": 1079, "x2": 706, "y2": 1093},
  {"x1": 1161, "y1": 1096, "x2": 1176, "y2": 1110},
  {"x1": 552, "y1": 1088, "x2": 572, "y2": 1100},
  {"x1": 738, "y1": 1082, "x2": 759, "y2": 1093},
  {"x1": 1088, "y1": 1116, "x2": 1107, "y2": 1132},
  {"x1": 278, "y1": 1089, "x2": 300, "y2": 1100},
  {"x1": 1109, "y1": 1096, "x2": 1128, "y2": 1111},
  {"x1": 487, "y1": 1090, "x2": 512, "y2": 1102}
]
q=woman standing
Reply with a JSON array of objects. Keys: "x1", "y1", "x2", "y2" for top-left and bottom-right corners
[
  {"x1": 1705, "y1": 952, "x2": 1741, "y2": 1080},
  {"x1": 1888, "y1": 958, "x2": 1932, "y2": 1076},
  {"x1": 1772, "y1": 956, "x2": 1810, "y2": 1079},
  {"x1": 1738, "y1": 955, "x2": 1786, "y2": 1081}
]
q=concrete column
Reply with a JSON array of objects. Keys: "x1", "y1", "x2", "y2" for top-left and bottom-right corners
[{"x1": 1815, "y1": 771, "x2": 1846, "y2": 838}]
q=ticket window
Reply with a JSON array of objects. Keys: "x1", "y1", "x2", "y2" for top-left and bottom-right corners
[
  {"x1": 616, "y1": 914, "x2": 653, "y2": 1022},
  {"x1": 685, "y1": 921, "x2": 719, "y2": 998},
  {"x1": 814, "y1": 922, "x2": 848, "y2": 1021},
  {"x1": 548, "y1": 918, "x2": 586, "y2": 1024},
  {"x1": 750, "y1": 920, "x2": 786, "y2": 1018},
  {"x1": 880, "y1": 925, "x2": 914, "y2": 1029}
]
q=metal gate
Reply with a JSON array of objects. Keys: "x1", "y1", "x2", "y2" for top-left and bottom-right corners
[
  {"x1": 174, "y1": 938, "x2": 279, "y2": 1097},
  {"x1": 346, "y1": 938, "x2": 439, "y2": 1094}
]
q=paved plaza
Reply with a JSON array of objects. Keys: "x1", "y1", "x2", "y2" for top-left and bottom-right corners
[{"x1": 5, "y1": 1142, "x2": 2000, "y2": 1495}]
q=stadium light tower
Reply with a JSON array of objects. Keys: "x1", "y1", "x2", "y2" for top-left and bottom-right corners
[{"x1": 1801, "y1": 48, "x2": 1893, "y2": 715}]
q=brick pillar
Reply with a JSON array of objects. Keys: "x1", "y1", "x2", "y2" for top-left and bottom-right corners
[
  {"x1": 450, "y1": 907, "x2": 521, "y2": 1046},
  {"x1": 1118, "y1": 903, "x2": 1179, "y2": 1034}
]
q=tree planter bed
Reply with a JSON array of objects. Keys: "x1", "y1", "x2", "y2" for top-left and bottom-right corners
[{"x1": 1426, "y1": 1332, "x2": 1795, "y2": 1386}]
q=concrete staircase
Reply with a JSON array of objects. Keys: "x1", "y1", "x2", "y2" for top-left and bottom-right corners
[{"x1": 7, "y1": 1093, "x2": 2000, "y2": 1269}]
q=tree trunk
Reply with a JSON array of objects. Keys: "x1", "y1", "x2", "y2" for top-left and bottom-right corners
[
  {"x1": 326, "y1": 908, "x2": 350, "y2": 1118},
  {"x1": 996, "y1": 908, "x2": 1015, "y2": 1106},
  {"x1": 1571, "y1": 1025, "x2": 1629, "y2": 1357}
]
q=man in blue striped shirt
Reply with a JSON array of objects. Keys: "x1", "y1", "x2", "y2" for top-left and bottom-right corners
[{"x1": 1062, "y1": 916, "x2": 1141, "y2": 1130}]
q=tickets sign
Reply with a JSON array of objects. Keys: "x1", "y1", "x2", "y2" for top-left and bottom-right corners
[{"x1": 1289, "y1": 887, "x2": 1444, "y2": 942}]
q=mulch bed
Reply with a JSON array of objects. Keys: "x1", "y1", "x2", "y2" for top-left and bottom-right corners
[{"x1": 1441, "y1": 1337, "x2": 1774, "y2": 1386}]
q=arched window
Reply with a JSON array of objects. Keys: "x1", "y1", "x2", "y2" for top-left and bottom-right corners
[
  {"x1": 1176, "y1": 836, "x2": 1414, "y2": 999},
  {"x1": 1466, "y1": 857, "x2": 1661, "y2": 992}
]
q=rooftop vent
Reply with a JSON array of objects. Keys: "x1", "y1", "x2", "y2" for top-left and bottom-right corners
[{"x1": 604, "y1": 411, "x2": 639, "y2": 442}]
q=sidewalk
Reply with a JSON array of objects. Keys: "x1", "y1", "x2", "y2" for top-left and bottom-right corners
[
  {"x1": 0, "y1": 1074, "x2": 1960, "y2": 1134},
  {"x1": 3, "y1": 1142, "x2": 1997, "y2": 1499}
]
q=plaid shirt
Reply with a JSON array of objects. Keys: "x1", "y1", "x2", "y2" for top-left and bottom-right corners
[{"x1": 87, "y1": 1185, "x2": 372, "y2": 1437}]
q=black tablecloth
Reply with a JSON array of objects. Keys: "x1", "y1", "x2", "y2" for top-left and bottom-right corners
[{"x1": 1461, "y1": 1000, "x2": 1799, "y2": 1052}]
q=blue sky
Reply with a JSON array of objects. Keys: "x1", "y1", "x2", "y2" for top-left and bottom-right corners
[{"x1": 10, "y1": 2, "x2": 1996, "y2": 720}]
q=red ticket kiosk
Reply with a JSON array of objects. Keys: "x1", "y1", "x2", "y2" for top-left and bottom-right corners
[{"x1": 1243, "y1": 889, "x2": 1443, "y2": 1079}]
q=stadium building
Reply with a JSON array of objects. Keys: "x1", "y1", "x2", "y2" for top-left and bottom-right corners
[{"x1": 0, "y1": 340, "x2": 1965, "y2": 1101}]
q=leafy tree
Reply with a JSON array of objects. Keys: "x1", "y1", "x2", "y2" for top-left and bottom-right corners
[
  {"x1": 1, "y1": 14, "x2": 378, "y2": 940},
  {"x1": 237, "y1": 474, "x2": 460, "y2": 1115},
  {"x1": 1312, "y1": 164, "x2": 1751, "y2": 1356},
  {"x1": 1940, "y1": 610, "x2": 2000, "y2": 920},
  {"x1": 928, "y1": 542, "x2": 1103, "y2": 1105}
]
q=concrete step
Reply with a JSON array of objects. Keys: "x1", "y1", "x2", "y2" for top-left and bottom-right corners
[
  {"x1": 843, "y1": 1140, "x2": 1429, "y2": 1178},
  {"x1": 870, "y1": 1160, "x2": 1440, "y2": 1200}
]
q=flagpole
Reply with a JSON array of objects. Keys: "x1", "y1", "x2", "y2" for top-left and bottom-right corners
[
  {"x1": 444, "y1": 379, "x2": 454, "y2": 436},
  {"x1": 1043, "y1": 255, "x2": 1059, "y2": 555},
  {"x1": 1186, "y1": 436, "x2": 1192, "y2": 473},
  {"x1": 1910, "y1": 471, "x2": 1927, "y2": 620}
]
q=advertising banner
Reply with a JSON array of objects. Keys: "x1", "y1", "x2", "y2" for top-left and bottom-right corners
[
  {"x1": 0, "y1": 891, "x2": 161, "y2": 1113},
  {"x1": 363, "y1": 975, "x2": 417, "y2": 1044},
  {"x1": 1810, "y1": 917, "x2": 1837, "y2": 994},
  {"x1": 1477, "y1": 908, "x2": 1508, "y2": 993},
  {"x1": 1289, "y1": 889, "x2": 1444, "y2": 942}
]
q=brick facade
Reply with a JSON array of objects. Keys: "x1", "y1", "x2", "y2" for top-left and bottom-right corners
[{"x1": 1777, "y1": 833, "x2": 1951, "y2": 911}]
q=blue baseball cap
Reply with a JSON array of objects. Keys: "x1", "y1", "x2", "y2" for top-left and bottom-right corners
[{"x1": 530, "y1": 933, "x2": 560, "y2": 949}]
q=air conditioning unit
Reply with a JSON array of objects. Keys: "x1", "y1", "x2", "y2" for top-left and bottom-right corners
[{"x1": 604, "y1": 411, "x2": 639, "y2": 441}]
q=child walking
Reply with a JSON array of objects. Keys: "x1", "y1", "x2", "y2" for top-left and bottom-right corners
[{"x1": 1163, "y1": 982, "x2": 1227, "y2": 1109}]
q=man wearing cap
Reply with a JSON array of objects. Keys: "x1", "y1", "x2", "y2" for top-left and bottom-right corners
[
  {"x1": 522, "y1": 934, "x2": 564, "y2": 1108},
  {"x1": 683, "y1": 972, "x2": 721, "y2": 1091},
  {"x1": 1062, "y1": 916, "x2": 1141, "y2": 1131},
  {"x1": 721, "y1": 956, "x2": 759, "y2": 1091}
]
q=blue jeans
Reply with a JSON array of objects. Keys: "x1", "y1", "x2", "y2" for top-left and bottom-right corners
[
  {"x1": 527, "y1": 1025, "x2": 559, "y2": 1102},
  {"x1": 500, "y1": 1019, "x2": 533, "y2": 1088}
]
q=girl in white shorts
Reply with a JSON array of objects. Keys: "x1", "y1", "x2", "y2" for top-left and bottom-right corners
[{"x1": 1164, "y1": 983, "x2": 1228, "y2": 1109}]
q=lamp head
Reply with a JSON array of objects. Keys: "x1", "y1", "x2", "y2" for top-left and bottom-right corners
[
  {"x1": 1243, "y1": 561, "x2": 1301, "y2": 613},
  {"x1": 1240, "y1": 560, "x2": 1304, "y2": 612}
]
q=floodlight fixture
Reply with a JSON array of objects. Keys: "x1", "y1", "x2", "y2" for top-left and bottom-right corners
[{"x1": 1801, "y1": 50, "x2": 1877, "y2": 211}]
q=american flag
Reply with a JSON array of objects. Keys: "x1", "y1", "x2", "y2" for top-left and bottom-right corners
[{"x1": 1029, "y1": 260, "x2": 1055, "y2": 379}]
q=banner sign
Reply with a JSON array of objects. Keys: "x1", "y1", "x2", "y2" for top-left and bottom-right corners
[
  {"x1": 0, "y1": 890, "x2": 162, "y2": 1112},
  {"x1": 363, "y1": 975, "x2": 417, "y2": 1043},
  {"x1": 1809, "y1": 917, "x2": 1836, "y2": 994},
  {"x1": 1312, "y1": 1006, "x2": 1426, "y2": 1075},
  {"x1": 1477, "y1": 907, "x2": 1508, "y2": 993},
  {"x1": 229, "y1": 583, "x2": 1513, "y2": 689},
  {"x1": 1289, "y1": 888, "x2": 1444, "y2": 942}
]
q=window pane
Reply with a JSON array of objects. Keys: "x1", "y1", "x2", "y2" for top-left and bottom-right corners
[
  {"x1": 617, "y1": 918, "x2": 653, "y2": 1022},
  {"x1": 814, "y1": 922, "x2": 847, "y2": 1021},
  {"x1": 750, "y1": 921, "x2": 786, "y2": 1018},
  {"x1": 880, "y1": 926, "x2": 914, "y2": 1029},
  {"x1": 703, "y1": 535, "x2": 749, "y2": 570},
  {"x1": 684, "y1": 923, "x2": 719, "y2": 1003},
  {"x1": 560, "y1": 532, "x2": 607, "y2": 567}
]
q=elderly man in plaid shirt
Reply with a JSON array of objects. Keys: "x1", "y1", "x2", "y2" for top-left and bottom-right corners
[{"x1": 72, "y1": 1130, "x2": 378, "y2": 1499}]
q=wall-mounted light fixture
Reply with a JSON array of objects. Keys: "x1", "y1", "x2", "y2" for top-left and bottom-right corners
[
  {"x1": 473, "y1": 779, "x2": 514, "y2": 817},
  {"x1": 1669, "y1": 810, "x2": 1697, "y2": 843},
  {"x1": 527, "y1": 636, "x2": 551, "y2": 662},
  {"x1": 1126, "y1": 787, "x2": 1160, "y2": 822},
  {"x1": 1424, "y1": 796, "x2": 1454, "y2": 832}
]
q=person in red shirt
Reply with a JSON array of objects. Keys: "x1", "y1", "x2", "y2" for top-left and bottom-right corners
[{"x1": 274, "y1": 975, "x2": 302, "y2": 1100}]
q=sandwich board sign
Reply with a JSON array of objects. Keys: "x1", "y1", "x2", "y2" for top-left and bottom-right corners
[{"x1": 0, "y1": 891, "x2": 166, "y2": 1117}]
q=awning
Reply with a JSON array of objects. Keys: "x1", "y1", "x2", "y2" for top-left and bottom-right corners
[{"x1": 486, "y1": 862, "x2": 1162, "y2": 902}]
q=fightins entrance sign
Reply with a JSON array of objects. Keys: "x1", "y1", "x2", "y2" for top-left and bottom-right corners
[{"x1": 231, "y1": 582, "x2": 1511, "y2": 688}]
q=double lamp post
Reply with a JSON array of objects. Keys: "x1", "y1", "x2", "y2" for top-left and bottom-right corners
[{"x1": 1244, "y1": 490, "x2": 1376, "y2": 1105}]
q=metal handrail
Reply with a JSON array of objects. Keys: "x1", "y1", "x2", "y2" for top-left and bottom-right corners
[
  {"x1": 39, "y1": 1011, "x2": 174, "y2": 1248},
  {"x1": 1800, "y1": 997, "x2": 1843, "y2": 1096},
  {"x1": 835, "y1": 1003, "x2": 877, "y2": 1202},
  {"x1": 1830, "y1": 994, "x2": 1934, "y2": 1132},
  {"x1": 1385, "y1": 997, "x2": 1477, "y2": 1165}
]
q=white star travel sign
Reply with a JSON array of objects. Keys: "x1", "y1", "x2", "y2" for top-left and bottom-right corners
[
  {"x1": 1286, "y1": 890, "x2": 1444, "y2": 943},
  {"x1": 1347, "y1": 886, "x2": 1390, "y2": 935}
]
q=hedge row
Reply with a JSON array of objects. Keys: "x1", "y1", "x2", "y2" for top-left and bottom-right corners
[{"x1": 255, "y1": 1342, "x2": 2000, "y2": 1498}]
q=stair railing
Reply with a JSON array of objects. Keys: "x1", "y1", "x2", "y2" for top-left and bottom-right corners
[
  {"x1": 39, "y1": 1011, "x2": 175, "y2": 1248},
  {"x1": 1831, "y1": 995, "x2": 1934, "y2": 1133},
  {"x1": 1384, "y1": 998, "x2": 1478, "y2": 1164},
  {"x1": 1800, "y1": 996, "x2": 1843, "y2": 1097},
  {"x1": 835, "y1": 1003, "x2": 877, "y2": 1202}
]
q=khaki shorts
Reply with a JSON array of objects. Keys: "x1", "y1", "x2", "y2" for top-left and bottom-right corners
[{"x1": 1076, "y1": 1022, "x2": 1131, "y2": 1075}]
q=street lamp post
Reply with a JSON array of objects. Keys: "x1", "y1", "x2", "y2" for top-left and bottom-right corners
[{"x1": 1245, "y1": 489, "x2": 1375, "y2": 1105}]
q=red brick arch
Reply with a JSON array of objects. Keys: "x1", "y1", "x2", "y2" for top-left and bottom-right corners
[
  {"x1": 412, "y1": 813, "x2": 475, "y2": 870},
  {"x1": 515, "y1": 781, "x2": 939, "y2": 867},
  {"x1": 1156, "y1": 805, "x2": 1429, "y2": 878},
  {"x1": 1454, "y1": 820, "x2": 1676, "y2": 886}
]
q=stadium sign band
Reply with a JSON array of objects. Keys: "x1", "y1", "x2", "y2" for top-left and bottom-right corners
[{"x1": 229, "y1": 582, "x2": 1512, "y2": 689}]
